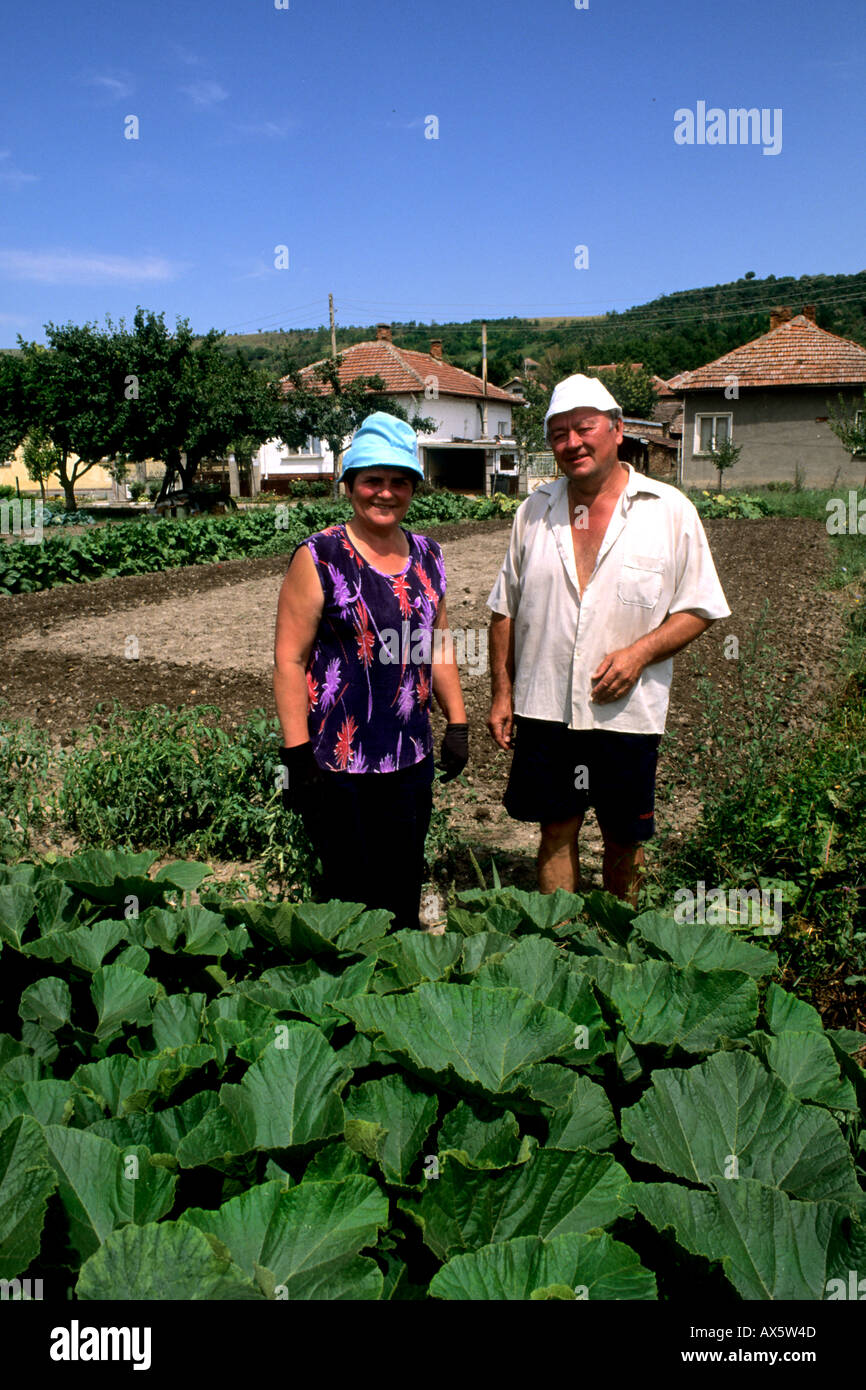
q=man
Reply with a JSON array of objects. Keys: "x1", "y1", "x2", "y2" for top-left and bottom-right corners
[{"x1": 486, "y1": 373, "x2": 730, "y2": 904}]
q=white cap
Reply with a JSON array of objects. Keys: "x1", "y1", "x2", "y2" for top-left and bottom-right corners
[{"x1": 544, "y1": 374, "x2": 621, "y2": 439}]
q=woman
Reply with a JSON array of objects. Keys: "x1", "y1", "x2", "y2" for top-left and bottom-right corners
[{"x1": 273, "y1": 411, "x2": 469, "y2": 930}]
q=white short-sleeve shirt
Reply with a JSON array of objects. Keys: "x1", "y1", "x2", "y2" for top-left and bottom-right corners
[{"x1": 486, "y1": 465, "x2": 731, "y2": 734}]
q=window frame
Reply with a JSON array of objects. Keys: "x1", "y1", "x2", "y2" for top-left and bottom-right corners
[{"x1": 694, "y1": 412, "x2": 733, "y2": 457}]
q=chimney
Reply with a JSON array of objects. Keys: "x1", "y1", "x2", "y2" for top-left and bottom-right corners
[
  {"x1": 429, "y1": 339, "x2": 443, "y2": 360},
  {"x1": 376, "y1": 323, "x2": 392, "y2": 342},
  {"x1": 802, "y1": 304, "x2": 817, "y2": 323},
  {"x1": 769, "y1": 306, "x2": 793, "y2": 330}
]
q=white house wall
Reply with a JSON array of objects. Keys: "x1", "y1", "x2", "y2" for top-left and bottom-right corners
[{"x1": 256, "y1": 391, "x2": 514, "y2": 478}]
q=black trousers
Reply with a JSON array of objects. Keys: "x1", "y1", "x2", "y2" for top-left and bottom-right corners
[{"x1": 299, "y1": 756, "x2": 434, "y2": 932}]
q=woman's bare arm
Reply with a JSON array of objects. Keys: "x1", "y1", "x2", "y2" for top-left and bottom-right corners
[{"x1": 273, "y1": 545, "x2": 324, "y2": 746}]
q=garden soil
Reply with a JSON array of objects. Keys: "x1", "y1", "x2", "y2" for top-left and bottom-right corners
[{"x1": 0, "y1": 513, "x2": 848, "y2": 906}]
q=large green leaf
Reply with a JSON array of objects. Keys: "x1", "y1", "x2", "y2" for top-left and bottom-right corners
[
  {"x1": 233, "y1": 899, "x2": 389, "y2": 957},
  {"x1": 90, "y1": 964, "x2": 159, "y2": 1041},
  {"x1": 621, "y1": 1050, "x2": 859, "y2": 1204},
  {"x1": 88, "y1": 1090, "x2": 218, "y2": 1153},
  {"x1": 54, "y1": 849, "x2": 163, "y2": 907},
  {"x1": 176, "y1": 1023, "x2": 349, "y2": 1167},
  {"x1": 401, "y1": 1148, "x2": 633, "y2": 1261},
  {"x1": 151, "y1": 993, "x2": 208, "y2": 1050},
  {"x1": 0, "y1": 1115, "x2": 57, "y2": 1279},
  {"x1": 72, "y1": 1048, "x2": 215, "y2": 1116},
  {"x1": 633, "y1": 1178, "x2": 840, "y2": 1300},
  {"x1": 0, "y1": 1079, "x2": 74, "y2": 1130},
  {"x1": 429, "y1": 1230, "x2": 656, "y2": 1301},
  {"x1": 241, "y1": 956, "x2": 377, "y2": 1035},
  {"x1": 19, "y1": 977, "x2": 71, "y2": 1032},
  {"x1": 334, "y1": 983, "x2": 576, "y2": 1096},
  {"x1": 183, "y1": 1175, "x2": 388, "y2": 1298},
  {"x1": 631, "y1": 910, "x2": 778, "y2": 978},
  {"x1": 371, "y1": 929, "x2": 464, "y2": 991},
  {"x1": 753, "y1": 1029, "x2": 858, "y2": 1113},
  {"x1": 343, "y1": 1074, "x2": 438, "y2": 1183},
  {"x1": 0, "y1": 884, "x2": 36, "y2": 950},
  {"x1": 437, "y1": 1101, "x2": 530, "y2": 1170},
  {"x1": 544, "y1": 1074, "x2": 619, "y2": 1152},
  {"x1": 76, "y1": 1221, "x2": 261, "y2": 1299},
  {"x1": 153, "y1": 861, "x2": 212, "y2": 893},
  {"x1": 23, "y1": 919, "x2": 128, "y2": 972},
  {"x1": 476, "y1": 936, "x2": 608, "y2": 1061},
  {"x1": 587, "y1": 958, "x2": 758, "y2": 1052},
  {"x1": 141, "y1": 906, "x2": 247, "y2": 957},
  {"x1": 40, "y1": 1126, "x2": 176, "y2": 1260}
]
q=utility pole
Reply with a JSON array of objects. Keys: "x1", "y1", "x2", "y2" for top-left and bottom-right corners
[
  {"x1": 480, "y1": 322, "x2": 489, "y2": 439},
  {"x1": 329, "y1": 293, "x2": 337, "y2": 358},
  {"x1": 329, "y1": 293, "x2": 341, "y2": 497}
]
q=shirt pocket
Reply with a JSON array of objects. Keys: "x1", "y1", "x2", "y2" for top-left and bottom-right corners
[{"x1": 617, "y1": 553, "x2": 665, "y2": 608}]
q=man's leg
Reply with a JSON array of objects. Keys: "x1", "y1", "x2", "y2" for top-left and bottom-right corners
[
  {"x1": 600, "y1": 831, "x2": 646, "y2": 907},
  {"x1": 538, "y1": 815, "x2": 584, "y2": 893}
]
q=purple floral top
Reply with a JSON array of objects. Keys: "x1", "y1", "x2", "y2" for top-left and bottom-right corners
[{"x1": 300, "y1": 523, "x2": 447, "y2": 774}]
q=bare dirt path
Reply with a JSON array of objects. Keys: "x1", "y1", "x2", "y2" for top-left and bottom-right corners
[{"x1": 0, "y1": 515, "x2": 845, "y2": 887}]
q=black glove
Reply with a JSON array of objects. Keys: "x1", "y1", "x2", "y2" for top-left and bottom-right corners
[
  {"x1": 279, "y1": 743, "x2": 324, "y2": 813},
  {"x1": 439, "y1": 723, "x2": 469, "y2": 783}
]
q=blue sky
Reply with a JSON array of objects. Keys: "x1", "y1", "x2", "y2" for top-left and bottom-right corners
[{"x1": 1, "y1": 0, "x2": 863, "y2": 348}]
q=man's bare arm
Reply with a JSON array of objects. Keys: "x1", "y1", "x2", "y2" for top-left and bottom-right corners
[{"x1": 591, "y1": 612, "x2": 713, "y2": 704}]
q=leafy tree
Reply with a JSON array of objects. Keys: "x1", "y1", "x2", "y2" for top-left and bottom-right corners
[
  {"x1": 0, "y1": 353, "x2": 27, "y2": 464},
  {"x1": 280, "y1": 356, "x2": 435, "y2": 498},
  {"x1": 22, "y1": 429, "x2": 63, "y2": 502},
  {"x1": 15, "y1": 322, "x2": 132, "y2": 511},
  {"x1": 708, "y1": 435, "x2": 743, "y2": 492},
  {"x1": 511, "y1": 377, "x2": 549, "y2": 456},
  {"x1": 827, "y1": 390, "x2": 866, "y2": 460},
  {"x1": 595, "y1": 363, "x2": 659, "y2": 419},
  {"x1": 118, "y1": 309, "x2": 286, "y2": 503}
]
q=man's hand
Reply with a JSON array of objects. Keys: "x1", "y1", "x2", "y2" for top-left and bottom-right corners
[
  {"x1": 487, "y1": 692, "x2": 515, "y2": 749},
  {"x1": 590, "y1": 644, "x2": 647, "y2": 703}
]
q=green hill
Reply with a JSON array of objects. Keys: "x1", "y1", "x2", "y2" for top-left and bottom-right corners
[{"x1": 223, "y1": 269, "x2": 866, "y2": 385}]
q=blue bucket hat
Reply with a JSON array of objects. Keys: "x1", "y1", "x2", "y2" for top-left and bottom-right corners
[{"x1": 341, "y1": 411, "x2": 424, "y2": 482}]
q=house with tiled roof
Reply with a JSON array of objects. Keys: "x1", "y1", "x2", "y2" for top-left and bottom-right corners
[
  {"x1": 255, "y1": 325, "x2": 517, "y2": 494},
  {"x1": 668, "y1": 306, "x2": 866, "y2": 487}
]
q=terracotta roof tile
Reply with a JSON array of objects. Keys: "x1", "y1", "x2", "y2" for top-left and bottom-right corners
[
  {"x1": 285, "y1": 340, "x2": 514, "y2": 402},
  {"x1": 667, "y1": 316, "x2": 866, "y2": 391}
]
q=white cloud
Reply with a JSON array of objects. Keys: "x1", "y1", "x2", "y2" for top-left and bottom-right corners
[
  {"x1": 82, "y1": 73, "x2": 134, "y2": 99},
  {"x1": 180, "y1": 80, "x2": 229, "y2": 108},
  {"x1": 232, "y1": 119, "x2": 295, "y2": 139},
  {"x1": 0, "y1": 152, "x2": 38, "y2": 186},
  {"x1": 0, "y1": 250, "x2": 182, "y2": 285},
  {"x1": 169, "y1": 43, "x2": 205, "y2": 67}
]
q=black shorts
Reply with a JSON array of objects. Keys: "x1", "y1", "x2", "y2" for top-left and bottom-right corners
[{"x1": 503, "y1": 718, "x2": 661, "y2": 842}]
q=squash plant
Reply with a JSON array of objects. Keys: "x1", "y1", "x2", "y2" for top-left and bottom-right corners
[{"x1": 0, "y1": 851, "x2": 863, "y2": 1300}]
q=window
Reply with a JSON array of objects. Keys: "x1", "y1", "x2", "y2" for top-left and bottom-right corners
[
  {"x1": 497, "y1": 420, "x2": 510, "y2": 436},
  {"x1": 283, "y1": 436, "x2": 322, "y2": 457},
  {"x1": 695, "y1": 413, "x2": 731, "y2": 455}
]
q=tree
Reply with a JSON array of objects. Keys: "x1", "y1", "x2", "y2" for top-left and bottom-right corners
[
  {"x1": 0, "y1": 353, "x2": 27, "y2": 464},
  {"x1": 595, "y1": 363, "x2": 660, "y2": 419},
  {"x1": 117, "y1": 309, "x2": 286, "y2": 503},
  {"x1": 16, "y1": 322, "x2": 133, "y2": 511},
  {"x1": 280, "y1": 357, "x2": 435, "y2": 498},
  {"x1": 511, "y1": 377, "x2": 549, "y2": 456},
  {"x1": 827, "y1": 390, "x2": 866, "y2": 461},
  {"x1": 22, "y1": 429, "x2": 63, "y2": 502},
  {"x1": 708, "y1": 435, "x2": 743, "y2": 491}
]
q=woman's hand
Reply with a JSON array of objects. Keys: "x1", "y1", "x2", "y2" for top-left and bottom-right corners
[
  {"x1": 279, "y1": 742, "x2": 324, "y2": 813},
  {"x1": 439, "y1": 723, "x2": 469, "y2": 782}
]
